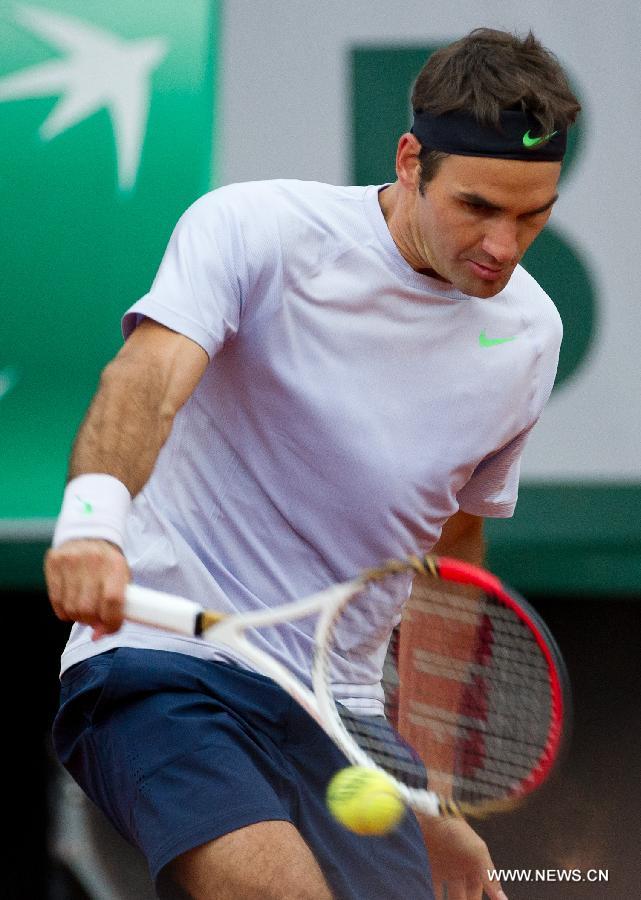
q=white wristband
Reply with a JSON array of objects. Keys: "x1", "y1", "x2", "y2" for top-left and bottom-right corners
[{"x1": 52, "y1": 474, "x2": 132, "y2": 551}]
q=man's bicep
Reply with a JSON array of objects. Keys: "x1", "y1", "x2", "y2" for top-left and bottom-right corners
[{"x1": 112, "y1": 317, "x2": 209, "y2": 415}]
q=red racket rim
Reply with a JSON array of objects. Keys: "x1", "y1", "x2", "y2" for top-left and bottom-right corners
[{"x1": 433, "y1": 555, "x2": 569, "y2": 801}]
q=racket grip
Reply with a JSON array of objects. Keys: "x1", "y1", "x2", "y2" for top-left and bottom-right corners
[{"x1": 124, "y1": 584, "x2": 202, "y2": 636}]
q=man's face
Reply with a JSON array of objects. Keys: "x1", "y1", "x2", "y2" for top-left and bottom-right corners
[{"x1": 409, "y1": 153, "x2": 561, "y2": 298}]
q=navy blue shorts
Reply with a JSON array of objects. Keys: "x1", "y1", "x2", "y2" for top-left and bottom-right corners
[{"x1": 53, "y1": 648, "x2": 434, "y2": 899}]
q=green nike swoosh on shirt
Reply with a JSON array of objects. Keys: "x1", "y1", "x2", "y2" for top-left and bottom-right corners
[{"x1": 479, "y1": 330, "x2": 518, "y2": 348}]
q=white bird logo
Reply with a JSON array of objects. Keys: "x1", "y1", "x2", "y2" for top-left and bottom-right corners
[{"x1": 0, "y1": 4, "x2": 169, "y2": 191}]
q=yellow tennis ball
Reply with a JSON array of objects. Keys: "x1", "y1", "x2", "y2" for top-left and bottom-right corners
[{"x1": 326, "y1": 766, "x2": 405, "y2": 836}]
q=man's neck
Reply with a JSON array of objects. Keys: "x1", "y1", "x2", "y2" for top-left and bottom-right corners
[{"x1": 377, "y1": 183, "x2": 447, "y2": 281}]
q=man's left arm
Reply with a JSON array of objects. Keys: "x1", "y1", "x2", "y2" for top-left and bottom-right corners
[
  {"x1": 420, "y1": 511, "x2": 508, "y2": 900},
  {"x1": 431, "y1": 510, "x2": 484, "y2": 566}
]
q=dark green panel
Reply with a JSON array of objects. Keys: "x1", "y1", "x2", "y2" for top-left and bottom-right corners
[
  {"x1": 0, "y1": 541, "x2": 50, "y2": 589},
  {"x1": 352, "y1": 46, "x2": 433, "y2": 187},
  {"x1": 485, "y1": 485, "x2": 641, "y2": 595}
]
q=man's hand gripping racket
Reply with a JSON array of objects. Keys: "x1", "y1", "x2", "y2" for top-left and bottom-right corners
[{"x1": 124, "y1": 555, "x2": 570, "y2": 822}]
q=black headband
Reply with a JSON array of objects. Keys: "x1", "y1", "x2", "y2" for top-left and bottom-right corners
[{"x1": 411, "y1": 109, "x2": 567, "y2": 161}]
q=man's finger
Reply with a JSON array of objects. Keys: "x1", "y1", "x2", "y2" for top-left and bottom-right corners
[
  {"x1": 99, "y1": 564, "x2": 129, "y2": 634},
  {"x1": 445, "y1": 878, "x2": 467, "y2": 900},
  {"x1": 482, "y1": 871, "x2": 508, "y2": 900},
  {"x1": 44, "y1": 551, "x2": 70, "y2": 621},
  {"x1": 477, "y1": 842, "x2": 508, "y2": 900},
  {"x1": 465, "y1": 874, "x2": 483, "y2": 900}
]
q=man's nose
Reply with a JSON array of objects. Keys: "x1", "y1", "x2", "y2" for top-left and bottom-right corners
[{"x1": 481, "y1": 219, "x2": 518, "y2": 264}]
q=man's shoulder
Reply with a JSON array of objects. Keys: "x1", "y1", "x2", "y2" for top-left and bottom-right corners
[
  {"x1": 179, "y1": 180, "x2": 370, "y2": 243},
  {"x1": 506, "y1": 264, "x2": 563, "y2": 340},
  {"x1": 508, "y1": 262, "x2": 552, "y2": 301}
]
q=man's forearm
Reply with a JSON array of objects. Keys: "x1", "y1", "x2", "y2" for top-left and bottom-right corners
[
  {"x1": 68, "y1": 357, "x2": 176, "y2": 497},
  {"x1": 66, "y1": 320, "x2": 209, "y2": 497}
]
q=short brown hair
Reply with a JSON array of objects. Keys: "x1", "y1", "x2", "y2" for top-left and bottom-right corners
[{"x1": 411, "y1": 28, "x2": 581, "y2": 189}]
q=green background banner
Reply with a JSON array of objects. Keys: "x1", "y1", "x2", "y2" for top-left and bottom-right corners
[{"x1": 0, "y1": 1, "x2": 219, "y2": 531}]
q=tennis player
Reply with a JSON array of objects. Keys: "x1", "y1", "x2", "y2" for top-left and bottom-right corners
[{"x1": 46, "y1": 28, "x2": 580, "y2": 900}]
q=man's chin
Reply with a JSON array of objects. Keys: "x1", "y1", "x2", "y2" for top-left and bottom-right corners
[
  {"x1": 461, "y1": 281, "x2": 508, "y2": 299},
  {"x1": 453, "y1": 269, "x2": 512, "y2": 298}
]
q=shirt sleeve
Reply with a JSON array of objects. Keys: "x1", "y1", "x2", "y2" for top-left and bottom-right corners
[
  {"x1": 456, "y1": 423, "x2": 536, "y2": 518},
  {"x1": 121, "y1": 187, "x2": 252, "y2": 358}
]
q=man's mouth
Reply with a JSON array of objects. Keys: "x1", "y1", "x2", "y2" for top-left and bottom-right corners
[{"x1": 466, "y1": 260, "x2": 504, "y2": 281}]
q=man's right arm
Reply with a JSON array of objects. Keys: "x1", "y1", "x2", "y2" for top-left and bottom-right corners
[{"x1": 44, "y1": 318, "x2": 209, "y2": 637}]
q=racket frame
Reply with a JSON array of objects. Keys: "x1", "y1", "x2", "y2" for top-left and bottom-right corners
[{"x1": 124, "y1": 555, "x2": 567, "y2": 821}]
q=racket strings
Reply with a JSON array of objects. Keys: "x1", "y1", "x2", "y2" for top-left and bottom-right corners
[
  {"x1": 326, "y1": 569, "x2": 557, "y2": 811},
  {"x1": 405, "y1": 700, "x2": 551, "y2": 759},
  {"x1": 389, "y1": 578, "x2": 555, "y2": 806},
  {"x1": 320, "y1": 562, "x2": 561, "y2": 814}
]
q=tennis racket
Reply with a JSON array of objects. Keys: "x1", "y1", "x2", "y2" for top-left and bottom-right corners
[{"x1": 123, "y1": 554, "x2": 569, "y2": 821}]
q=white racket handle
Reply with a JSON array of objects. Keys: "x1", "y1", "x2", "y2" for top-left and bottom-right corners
[{"x1": 124, "y1": 584, "x2": 203, "y2": 636}]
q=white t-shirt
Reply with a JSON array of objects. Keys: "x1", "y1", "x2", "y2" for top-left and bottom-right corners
[{"x1": 61, "y1": 180, "x2": 562, "y2": 710}]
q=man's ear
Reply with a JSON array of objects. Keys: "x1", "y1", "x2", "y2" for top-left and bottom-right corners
[{"x1": 395, "y1": 133, "x2": 423, "y2": 192}]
